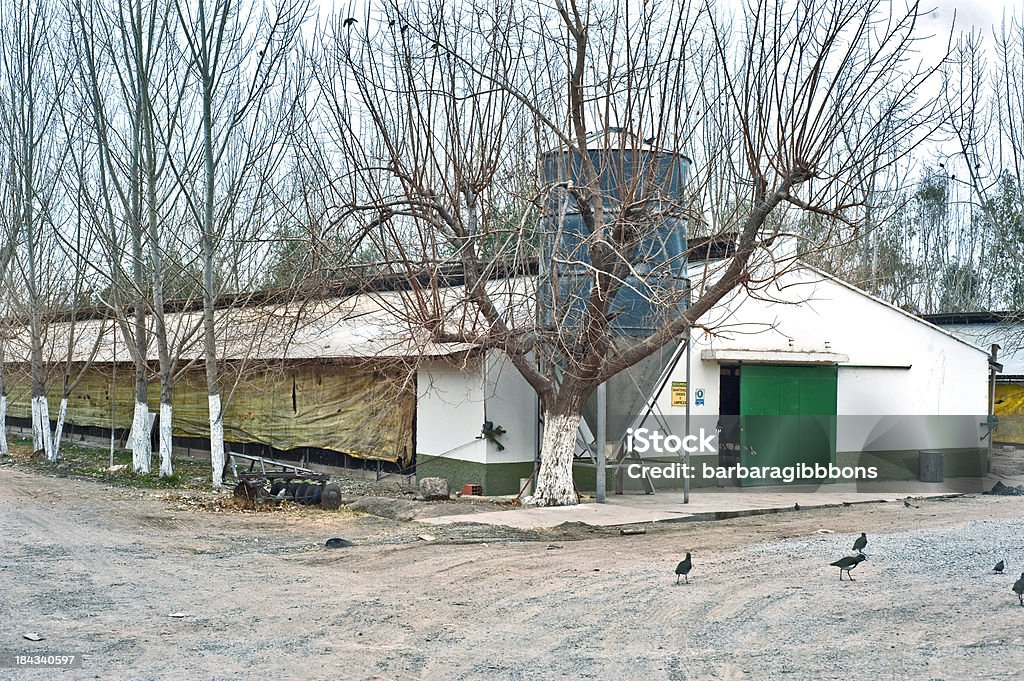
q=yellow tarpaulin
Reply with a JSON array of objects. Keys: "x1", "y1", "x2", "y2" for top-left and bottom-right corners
[
  {"x1": 994, "y1": 383, "x2": 1024, "y2": 446},
  {"x1": 5, "y1": 362, "x2": 415, "y2": 465}
]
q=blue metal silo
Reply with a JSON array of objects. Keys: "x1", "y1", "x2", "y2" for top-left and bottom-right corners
[{"x1": 538, "y1": 127, "x2": 691, "y2": 338}]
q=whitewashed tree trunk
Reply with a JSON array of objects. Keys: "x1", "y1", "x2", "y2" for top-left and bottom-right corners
[
  {"x1": 159, "y1": 401, "x2": 173, "y2": 477},
  {"x1": 51, "y1": 396, "x2": 68, "y2": 461},
  {"x1": 31, "y1": 396, "x2": 43, "y2": 452},
  {"x1": 131, "y1": 401, "x2": 151, "y2": 473},
  {"x1": 530, "y1": 410, "x2": 582, "y2": 507},
  {"x1": 209, "y1": 393, "x2": 225, "y2": 486},
  {"x1": 32, "y1": 395, "x2": 54, "y2": 461},
  {"x1": 0, "y1": 394, "x2": 8, "y2": 456}
]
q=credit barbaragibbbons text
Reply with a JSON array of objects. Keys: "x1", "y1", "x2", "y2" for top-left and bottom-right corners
[{"x1": 625, "y1": 427, "x2": 879, "y2": 482}]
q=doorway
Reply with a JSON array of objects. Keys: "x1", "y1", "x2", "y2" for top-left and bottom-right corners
[
  {"x1": 717, "y1": 365, "x2": 741, "y2": 471},
  {"x1": 738, "y1": 364, "x2": 838, "y2": 486}
]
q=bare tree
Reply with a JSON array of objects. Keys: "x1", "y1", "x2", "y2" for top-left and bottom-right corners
[
  {"x1": 316, "y1": 0, "x2": 948, "y2": 505},
  {"x1": 0, "y1": 0, "x2": 72, "y2": 461},
  {"x1": 170, "y1": 0, "x2": 310, "y2": 484},
  {"x1": 0, "y1": 235, "x2": 14, "y2": 457},
  {"x1": 70, "y1": 0, "x2": 205, "y2": 476},
  {"x1": 942, "y1": 16, "x2": 1024, "y2": 313}
]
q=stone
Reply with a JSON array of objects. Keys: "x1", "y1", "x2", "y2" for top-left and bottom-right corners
[{"x1": 419, "y1": 476, "x2": 450, "y2": 501}]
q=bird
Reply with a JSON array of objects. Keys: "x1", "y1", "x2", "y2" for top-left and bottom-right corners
[
  {"x1": 343, "y1": 17, "x2": 357, "y2": 28},
  {"x1": 994, "y1": 560, "x2": 1005, "y2": 574},
  {"x1": 1013, "y1": 573, "x2": 1024, "y2": 606},
  {"x1": 794, "y1": 502, "x2": 801, "y2": 511},
  {"x1": 675, "y1": 553, "x2": 692, "y2": 584},
  {"x1": 325, "y1": 538, "x2": 352, "y2": 549},
  {"x1": 830, "y1": 553, "x2": 867, "y2": 581},
  {"x1": 852, "y1": 533, "x2": 868, "y2": 554}
]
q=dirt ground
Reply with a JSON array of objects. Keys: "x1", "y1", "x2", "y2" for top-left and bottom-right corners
[{"x1": 2, "y1": 467, "x2": 1024, "y2": 681}]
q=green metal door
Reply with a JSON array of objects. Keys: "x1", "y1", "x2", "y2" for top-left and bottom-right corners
[{"x1": 739, "y1": 364, "x2": 837, "y2": 486}]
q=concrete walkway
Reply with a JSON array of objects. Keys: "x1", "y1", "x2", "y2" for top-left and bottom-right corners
[{"x1": 418, "y1": 478, "x2": 990, "y2": 529}]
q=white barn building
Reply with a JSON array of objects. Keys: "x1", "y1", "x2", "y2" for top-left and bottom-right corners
[{"x1": 416, "y1": 264, "x2": 992, "y2": 495}]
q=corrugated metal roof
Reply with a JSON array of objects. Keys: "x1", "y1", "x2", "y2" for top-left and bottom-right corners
[
  {"x1": 2, "y1": 279, "x2": 536, "y2": 365},
  {"x1": 931, "y1": 322, "x2": 1024, "y2": 377}
]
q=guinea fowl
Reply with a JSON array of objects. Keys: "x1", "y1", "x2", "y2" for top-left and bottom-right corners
[
  {"x1": 830, "y1": 553, "x2": 867, "y2": 581},
  {"x1": 1013, "y1": 573, "x2": 1024, "y2": 606},
  {"x1": 675, "y1": 553, "x2": 693, "y2": 584}
]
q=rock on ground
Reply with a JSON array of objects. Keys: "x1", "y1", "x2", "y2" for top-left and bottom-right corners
[{"x1": 419, "y1": 476, "x2": 450, "y2": 501}]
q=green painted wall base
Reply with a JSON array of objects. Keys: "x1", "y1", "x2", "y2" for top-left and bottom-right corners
[
  {"x1": 416, "y1": 457, "x2": 535, "y2": 496},
  {"x1": 836, "y1": 448, "x2": 987, "y2": 480}
]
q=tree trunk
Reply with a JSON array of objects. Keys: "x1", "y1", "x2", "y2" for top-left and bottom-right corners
[
  {"x1": 0, "y1": 392, "x2": 8, "y2": 457},
  {"x1": 197, "y1": 0, "x2": 225, "y2": 487},
  {"x1": 130, "y1": 400, "x2": 150, "y2": 472},
  {"x1": 531, "y1": 408, "x2": 582, "y2": 507},
  {"x1": 33, "y1": 395, "x2": 54, "y2": 461},
  {"x1": 208, "y1": 393, "x2": 225, "y2": 485},
  {"x1": 159, "y1": 401, "x2": 173, "y2": 477},
  {"x1": 51, "y1": 396, "x2": 68, "y2": 461},
  {"x1": 31, "y1": 395, "x2": 43, "y2": 453}
]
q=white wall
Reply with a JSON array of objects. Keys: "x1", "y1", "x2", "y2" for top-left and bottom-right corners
[
  {"x1": 416, "y1": 357, "x2": 487, "y2": 463},
  {"x1": 482, "y1": 353, "x2": 539, "y2": 464},
  {"x1": 656, "y1": 266, "x2": 990, "y2": 451}
]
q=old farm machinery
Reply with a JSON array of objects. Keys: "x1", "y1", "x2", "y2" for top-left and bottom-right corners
[{"x1": 230, "y1": 453, "x2": 343, "y2": 510}]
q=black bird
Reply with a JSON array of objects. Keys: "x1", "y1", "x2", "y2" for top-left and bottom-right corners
[
  {"x1": 343, "y1": 17, "x2": 357, "y2": 28},
  {"x1": 794, "y1": 502, "x2": 801, "y2": 511},
  {"x1": 1013, "y1": 573, "x2": 1024, "y2": 606},
  {"x1": 994, "y1": 560, "x2": 1005, "y2": 574},
  {"x1": 852, "y1": 533, "x2": 868, "y2": 554},
  {"x1": 830, "y1": 553, "x2": 867, "y2": 581},
  {"x1": 325, "y1": 538, "x2": 352, "y2": 549},
  {"x1": 675, "y1": 553, "x2": 693, "y2": 584}
]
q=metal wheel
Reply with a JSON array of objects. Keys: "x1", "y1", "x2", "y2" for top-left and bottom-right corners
[{"x1": 321, "y1": 482, "x2": 342, "y2": 510}]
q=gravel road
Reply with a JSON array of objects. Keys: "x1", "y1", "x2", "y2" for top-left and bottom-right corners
[{"x1": 1, "y1": 467, "x2": 1023, "y2": 680}]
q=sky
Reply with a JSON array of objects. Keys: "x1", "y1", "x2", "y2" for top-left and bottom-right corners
[{"x1": 921, "y1": 0, "x2": 1021, "y2": 33}]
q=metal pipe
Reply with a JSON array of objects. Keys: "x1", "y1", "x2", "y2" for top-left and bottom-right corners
[
  {"x1": 684, "y1": 278, "x2": 692, "y2": 504},
  {"x1": 988, "y1": 344, "x2": 1001, "y2": 474},
  {"x1": 597, "y1": 381, "x2": 607, "y2": 503}
]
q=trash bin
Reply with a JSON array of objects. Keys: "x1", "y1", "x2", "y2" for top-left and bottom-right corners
[{"x1": 918, "y1": 450, "x2": 944, "y2": 482}]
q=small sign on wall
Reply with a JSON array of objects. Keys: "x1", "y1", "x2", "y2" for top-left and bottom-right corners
[
  {"x1": 695, "y1": 388, "x2": 705, "y2": 406},
  {"x1": 671, "y1": 381, "x2": 687, "y2": 406}
]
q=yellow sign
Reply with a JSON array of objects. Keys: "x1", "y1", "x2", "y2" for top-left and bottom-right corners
[{"x1": 671, "y1": 381, "x2": 687, "y2": 407}]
